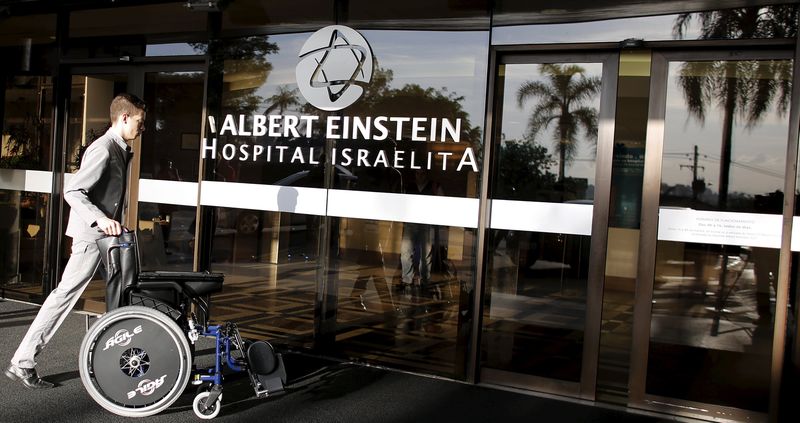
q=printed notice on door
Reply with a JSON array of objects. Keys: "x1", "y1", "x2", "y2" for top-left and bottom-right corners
[{"x1": 658, "y1": 208, "x2": 782, "y2": 248}]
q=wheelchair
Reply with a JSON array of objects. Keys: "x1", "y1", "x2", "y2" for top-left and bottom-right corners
[{"x1": 78, "y1": 232, "x2": 286, "y2": 419}]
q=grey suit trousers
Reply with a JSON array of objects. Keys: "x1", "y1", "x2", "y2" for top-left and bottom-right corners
[{"x1": 10, "y1": 240, "x2": 101, "y2": 368}]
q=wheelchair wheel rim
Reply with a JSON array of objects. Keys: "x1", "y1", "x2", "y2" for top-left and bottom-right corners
[{"x1": 79, "y1": 306, "x2": 191, "y2": 417}]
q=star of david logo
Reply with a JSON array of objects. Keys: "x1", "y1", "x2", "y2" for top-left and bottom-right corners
[
  {"x1": 307, "y1": 30, "x2": 369, "y2": 102},
  {"x1": 296, "y1": 26, "x2": 373, "y2": 111}
]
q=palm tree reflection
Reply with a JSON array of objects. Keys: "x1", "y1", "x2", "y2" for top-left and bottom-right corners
[
  {"x1": 516, "y1": 64, "x2": 600, "y2": 182},
  {"x1": 264, "y1": 85, "x2": 300, "y2": 115},
  {"x1": 673, "y1": 5, "x2": 796, "y2": 209}
]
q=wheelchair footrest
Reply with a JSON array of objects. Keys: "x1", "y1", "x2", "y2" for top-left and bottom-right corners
[{"x1": 247, "y1": 341, "x2": 286, "y2": 397}]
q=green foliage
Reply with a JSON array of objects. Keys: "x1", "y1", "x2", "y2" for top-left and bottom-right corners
[
  {"x1": 494, "y1": 140, "x2": 557, "y2": 200},
  {"x1": 73, "y1": 126, "x2": 108, "y2": 170},
  {"x1": 673, "y1": 5, "x2": 797, "y2": 40},
  {"x1": 347, "y1": 63, "x2": 482, "y2": 144},
  {"x1": 211, "y1": 41, "x2": 482, "y2": 149},
  {"x1": 210, "y1": 36, "x2": 280, "y2": 116},
  {"x1": 0, "y1": 154, "x2": 41, "y2": 169},
  {"x1": 0, "y1": 115, "x2": 45, "y2": 170}
]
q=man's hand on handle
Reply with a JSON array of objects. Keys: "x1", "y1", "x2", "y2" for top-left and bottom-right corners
[{"x1": 96, "y1": 217, "x2": 123, "y2": 236}]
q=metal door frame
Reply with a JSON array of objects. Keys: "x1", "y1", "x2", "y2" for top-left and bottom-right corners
[
  {"x1": 630, "y1": 48, "x2": 797, "y2": 423},
  {"x1": 477, "y1": 50, "x2": 618, "y2": 400}
]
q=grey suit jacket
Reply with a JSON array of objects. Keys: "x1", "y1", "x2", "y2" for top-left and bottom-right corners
[{"x1": 64, "y1": 129, "x2": 132, "y2": 242}]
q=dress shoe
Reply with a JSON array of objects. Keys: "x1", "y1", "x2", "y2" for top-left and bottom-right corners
[{"x1": 5, "y1": 364, "x2": 54, "y2": 389}]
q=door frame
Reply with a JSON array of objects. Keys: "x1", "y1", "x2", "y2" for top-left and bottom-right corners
[
  {"x1": 630, "y1": 48, "x2": 798, "y2": 422},
  {"x1": 477, "y1": 50, "x2": 618, "y2": 400}
]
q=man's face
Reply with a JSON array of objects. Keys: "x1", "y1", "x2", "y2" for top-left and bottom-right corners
[{"x1": 121, "y1": 111, "x2": 146, "y2": 141}]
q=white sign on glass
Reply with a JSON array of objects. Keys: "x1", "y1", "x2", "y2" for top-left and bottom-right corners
[{"x1": 658, "y1": 208, "x2": 782, "y2": 248}]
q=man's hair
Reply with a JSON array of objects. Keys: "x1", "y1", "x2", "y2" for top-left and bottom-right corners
[{"x1": 109, "y1": 93, "x2": 147, "y2": 121}]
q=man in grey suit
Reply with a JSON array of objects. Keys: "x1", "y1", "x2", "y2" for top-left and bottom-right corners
[{"x1": 5, "y1": 93, "x2": 146, "y2": 389}]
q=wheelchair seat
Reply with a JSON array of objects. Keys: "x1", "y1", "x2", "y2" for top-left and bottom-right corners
[{"x1": 129, "y1": 271, "x2": 224, "y2": 327}]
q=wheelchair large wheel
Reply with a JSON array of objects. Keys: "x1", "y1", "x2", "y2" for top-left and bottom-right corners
[{"x1": 79, "y1": 306, "x2": 192, "y2": 417}]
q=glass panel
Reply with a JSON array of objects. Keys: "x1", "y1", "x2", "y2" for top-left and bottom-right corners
[
  {"x1": 346, "y1": 0, "x2": 489, "y2": 29},
  {"x1": 483, "y1": 230, "x2": 590, "y2": 381},
  {"x1": 213, "y1": 32, "x2": 325, "y2": 186},
  {"x1": 208, "y1": 29, "x2": 487, "y2": 191},
  {"x1": 136, "y1": 70, "x2": 205, "y2": 273},
  {"x1": 145, "y1": 43, "x2": 206, "y2": 57},
  {"x1": 0, "y1": 14, "x2": 56, "y2": 47},
  {"x1": 1, "y1": 76, "x2": 53, "y2": 170},
  {"x1": 138, "y1": 203, "x2": 196, "y2": 272},
  {"x1": 140, "y1": 71, "x2": 205, "y2": 182},
  {"x1": 482, "y1": 61, "x2": 603, "y2": 382},
  {"x1": 0, "y1": 74, "x2": 53, "y2": 300},
  {"x1": 648, "y1": 58, "x2": 793, "y2": 411},
  {"x1": 330, "y1": 29, "x2": 488, "y2": 197},
  {"x1": 207, "y1": 21, "x2": 488, "y2": 376},
  {"x1": 0, "y1": 190, "x2": 49, "y2": 301},
  {"x1": 66, "y1": 4, "x2": 207, "y2": 59},
  {"x1": 492, "y1": 4, "x2": 798, "y2": 46},
  {"x1": 210, "y1": 207, "x2": 320, "y2": 346},
  {"x1": 69, "y1": 4, "x2": 207, "y2": 38},
  {"x1": 0, "y1": 13, "x2": 56, "y2": 74},
  {"x1": 323, "y1": 25, "x2": 487, "y2": 378},
  {"x1": 334, "y1": 218, "x2": 475, "y2": 377},
  {"x1": 494, "y1": 63, "x2": 601, "y2": 199},
  {"x1": 207, "y1": 32, "x2": 324, "y2": 346},
  {"x1": 221, "y1": 0, "x2": 333, "y2": 33}
]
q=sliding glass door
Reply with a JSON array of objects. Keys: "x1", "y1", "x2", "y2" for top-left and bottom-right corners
[
  {"x1": 631, "y1": 50, "x2": 795, "y2": 421},
  {"x1": 480, "y1": 52, "x2": 618, "y2": 398}
]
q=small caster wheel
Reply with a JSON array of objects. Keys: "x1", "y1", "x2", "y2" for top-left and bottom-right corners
[{"x1": 193, "y1": 391, "x2": 222, "y2": 419}]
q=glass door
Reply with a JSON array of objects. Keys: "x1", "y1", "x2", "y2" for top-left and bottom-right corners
[
  {"x1": 480, "y1": 53, "x2": 618, "y2": 398},
  {"x1": 630, "y1": 50, "x2": 795, "y2": 421},
  {"x1": 136, "y1": 67, "x2": 206, "y2": 272},
  {"x1": 0, "y1": 75, "x2": 54, "y2": 302},
  {"x1": 65, "y1": 63, "x2": 206, "y2": 313}
]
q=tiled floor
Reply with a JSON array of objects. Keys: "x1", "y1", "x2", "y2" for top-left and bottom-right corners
[
  {"x1": 3, "y1": 244, "x2": 778, "y2": 410},
  {"x1": 67, "y1": 257, "x2": 467, "y2": 376}
]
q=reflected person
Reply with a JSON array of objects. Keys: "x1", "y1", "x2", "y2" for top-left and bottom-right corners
[
  {"x1": 399, "y1": 170, "x2": 443, "y2": 298},
  {"x1": 155, "y1": 159, "x2": 183, "y2": 243},
  {"x1": 751, "y1": 247, "x2": 779, "y2": 323},
  {"x1": 751, "y1": 192, "x2": 783, "y2": 323},
  {"x1": 350, "y1": 219, "x2": 394, "y2": 314}
]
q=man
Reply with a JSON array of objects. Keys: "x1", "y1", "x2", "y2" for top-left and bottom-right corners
[{"x1": 5, "y1": 93, "x2": 146, "y2": 389}]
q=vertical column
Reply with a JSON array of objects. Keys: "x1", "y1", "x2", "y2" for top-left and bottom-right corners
[{"x1": 43, "y1": 8, "x2": 70, "y2": 294}]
